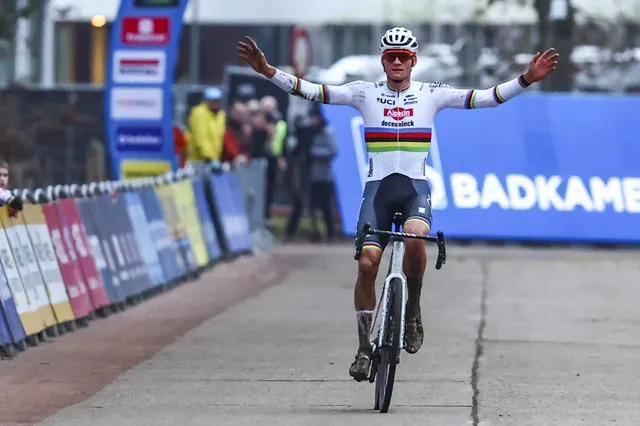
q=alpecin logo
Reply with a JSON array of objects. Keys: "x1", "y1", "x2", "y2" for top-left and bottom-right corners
[{"x1": 384, "y1": 107, "x2": 413, "y2": 121}]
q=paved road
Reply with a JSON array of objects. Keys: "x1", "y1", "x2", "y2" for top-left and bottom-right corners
[{"x1": 31, "y1": 243, "x2": 640, "y2": 425}]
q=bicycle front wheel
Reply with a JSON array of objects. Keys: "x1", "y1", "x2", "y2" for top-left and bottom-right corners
[{"x1": 376, "y1": 277, "x2": 403, "y2": 413}]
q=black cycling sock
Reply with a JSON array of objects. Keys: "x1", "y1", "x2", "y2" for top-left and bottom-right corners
[
  {"x1": 356, "y1": 310, "x2": 373, "y2": 353},
  {"x1": 406, "y1": 278, "x2": 422, "y2": 316}
]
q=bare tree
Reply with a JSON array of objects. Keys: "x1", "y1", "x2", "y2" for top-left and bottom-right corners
[
  {"x1": 534, "y1": 0, "x2": 575, "y2": 91},
  {"x1": 0, "y1": 0, "x2": 45, "y2": 42}
]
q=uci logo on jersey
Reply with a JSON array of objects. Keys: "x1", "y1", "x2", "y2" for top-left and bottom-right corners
[
  {"x1": 384, "y1": 107, "x2": 414, "y2": 121},
  {"x1": 377, "y1": 97, "x2": 395, "y2": 106}
]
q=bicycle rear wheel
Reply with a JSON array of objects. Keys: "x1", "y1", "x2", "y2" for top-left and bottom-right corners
[{"x1": 375, "y1": 277, "x2": 403, "y2": 413}]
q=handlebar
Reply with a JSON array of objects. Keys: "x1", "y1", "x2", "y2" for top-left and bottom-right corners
[{"x1": 354, "y1": 223, "x2": 447, "y2": 270}]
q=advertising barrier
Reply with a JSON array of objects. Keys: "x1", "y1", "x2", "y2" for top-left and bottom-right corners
[
  {"x1": 0, "y1": 254, "x2": 26, "y2": 347},
  {"x1": 170, "y1": 181, "x2": 210, "y2": 268},
  {"x1": 111, "y1": 192, "x2": 154, "y2": 297},
  {"x1": 0, "y1": 166, "x2": 262, "y2": 359},
  {"x1": 191, "y1": 179, "x2": 222, "y2": 263},
  {"x1": 155, "y1": 184, "x2": 198, "y2": 274},
  {"x1": 139, "y1": 186, "x2": 185, "y2": 282},
  {"x1": 235, "y1": 159, "x2": 276, "y2": 252},
  {"x1": 4, "y1": 208, "x2": 58, "y2": 331},
  {"x1": 208, "y1": 172, "x2": 253, "y2": 255},
  {"x1": 0, "y1": 208, "x2": 48, "y2": 335},
  {"x1": 124, "y1": 192, "x2": 166, "y2": 287},
  {"x1": 22, "y1": 204, "x2": 76, "y2": 325},
  {"x1": 77, "y1": 197, "x2": 125, "y2": 306},
  {"x1": 323, "y1": 94, "x2": 640, "y2": 243},
  {"x1": 42, "y1": 203, "x2": 94, "y2": 320},
  {"x1": 56, "y1": 199, "x2": 111, "y2": 310}
]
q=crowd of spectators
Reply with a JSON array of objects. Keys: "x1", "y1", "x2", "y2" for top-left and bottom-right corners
[{"x1": 174, "y1": 87, "x2": 339, "y2": 243}]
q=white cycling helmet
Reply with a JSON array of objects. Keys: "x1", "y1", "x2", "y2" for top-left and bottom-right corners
[{"x1": 379, "y1": 27, "x2": 419, "y2": 54}]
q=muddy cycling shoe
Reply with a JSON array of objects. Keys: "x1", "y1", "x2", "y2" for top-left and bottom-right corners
[
  {"x1": 404, "y1": 311, "x2": 424, "y2": 354},
  {"x1": 349, "y1": 351, "x2": 372, "y2": 382}
]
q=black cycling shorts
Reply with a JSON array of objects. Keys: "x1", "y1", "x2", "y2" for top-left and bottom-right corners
[{"x1": 356, "y1": 173, "x2": 432, "y2": 252}]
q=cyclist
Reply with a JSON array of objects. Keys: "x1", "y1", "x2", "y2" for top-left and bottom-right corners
[{"x1": 237, "y1": 27, "x2": 559, "y2": 382}]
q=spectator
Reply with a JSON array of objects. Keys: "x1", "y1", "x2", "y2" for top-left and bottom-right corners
[
  {"x1": 185, "y1": 87, "x2": 226, "y2": 165},
  {"x1": 286, "y1": 104, "x2": 335, "y2": 240},
  {"x1": 221, "y1": 101, "x2": 250, "y2": 164},
  {"x1": 0, "y1": 160, "x2": 22, "y2": 217},
  {"x1": 173, "y1": 124, "x2": 188, "y2": 168},
  {"x1": 260, "y1": 96, "x2": 288, "y2": 219},
  {"x1": 307, "y1": 105, "x2": 337, "y2": 241}
]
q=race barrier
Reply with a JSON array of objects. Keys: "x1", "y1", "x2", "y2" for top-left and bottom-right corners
[
  {"x1": 0, "y1": 164, "x2": 264, "y2": 360},
  {"x1": 235, "y1": 159, "x2": 277, "y2": 253},
  {"x1": 323, "y1": 93, "x2": 640, "y2": 244}
]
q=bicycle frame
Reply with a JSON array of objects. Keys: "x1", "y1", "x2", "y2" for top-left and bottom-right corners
[
  {"x1": 371, "y1": 228, "x2": 407, "y2": 354},
  {"x1": 354, "y1": 219, "x2": 447, "y2": 355}
]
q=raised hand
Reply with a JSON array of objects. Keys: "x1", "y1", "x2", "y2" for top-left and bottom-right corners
[
  {"x1": 525, "y1": 48, "x2": 560, "y2": 83},
  {"x1": 237, "y1": 36, "x2": 274, "y2": 77}
]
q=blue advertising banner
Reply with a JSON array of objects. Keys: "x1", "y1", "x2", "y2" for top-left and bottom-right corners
[
  {"x1": 123, "y1": 192, "x2": 165, "y2": 287},
  {"x1": 105, "y1": 0, "x2": 189, "y2": 180},
  {"x1": 85, "y1": 195, "x2": 125, "y2": 304},
  {"x1": 191, "y1": 179, "x2": 222, "y2": 262},
  {"x1": 209, "y1": 173, "x2": 252, "y2": 254},
  {"x1": 139, "y1": 187, "x2": 184, "y2": 281},
  {"x1": 112, "y1": 193, "x2": 155, "y2": 292},
  {"x1": 76, "y1": 198, "x2": 124, "y2": 304},
  {"x1": 94, "y1": 195, "x2": 141, "y2": 298},
  {"x1": 323, "y1": 94, "x2": 640, "y2": 243},
  {"x1": 0, "y1": 261, "x2": 24, "y2": 344}
]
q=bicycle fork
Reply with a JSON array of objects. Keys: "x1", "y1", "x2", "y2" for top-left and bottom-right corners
[{"x1": 369, "y1": 239, "x2": 408, "y2": 353}]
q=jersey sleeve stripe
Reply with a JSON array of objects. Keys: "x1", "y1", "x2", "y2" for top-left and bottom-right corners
[
  {"x1": 322, "y1": 85, "x2": 330, "y2": 104},
  {"x1": 465, "y1": 89, "x2": 477, "y2": 109},
  {"x1": 492, "y1": 86, "x2": 506, "y2": 104},
  {"x1": 288, "y1": 76, "x2": 301, "y2": 95}
]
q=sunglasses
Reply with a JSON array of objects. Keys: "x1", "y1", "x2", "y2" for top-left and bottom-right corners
[{"x1": 382, "y1": 50, "x2": 415, "y2": 63}]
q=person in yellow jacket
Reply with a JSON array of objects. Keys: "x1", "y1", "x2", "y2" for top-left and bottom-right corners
[{"x1": 186, "y1": 87, "x2": 226, "y2": 164}]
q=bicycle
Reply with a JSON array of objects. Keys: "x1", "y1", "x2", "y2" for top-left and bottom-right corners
[{"x1": 354, "y1": 212, "x2": 447, "y2": 413}]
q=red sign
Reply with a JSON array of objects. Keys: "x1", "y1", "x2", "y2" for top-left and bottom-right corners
[
  {"x1": 384, "y1": 107, "x2": 414, "y2": 120},
  {"x1": 56, "y1": 199, "x2": 111, "y2": 310},
  {"x1": 291, "y1": 27, "x2": 312, "y2": 78},
  {"x1": 121, "y1": 16, "x2": 170, "y2": 45},
  {"x1": 42, "y1": 203, "x2": 94, "y2": 318}
]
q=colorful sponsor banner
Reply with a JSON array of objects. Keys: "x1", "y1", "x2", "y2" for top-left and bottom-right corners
[
  {"x1": 123, "y1": 192, "x2": 165, "y2": 286},
  {"x1": 106, "y1": 0, "x2": 190, "y2": 180},
  {"x1": 139, "y1": 187, "x2": 184, "y2": 281},
  {"x1": 169, "y1": 180, "x2": 209, "y2": 268},
  {"x1": 4, "y1": 209, "x2": 58, "y2": 328},
  {"x1": 112, "y1": 50, "x2": 167, "y2": 84},
  {"x1": 322, "y1": 94, "x2": 640, "y2": 243},
  {"x1": 155, "y1": 185, "x2": 197, "y2": 273},
  {"x1": 208, "y1": 172, "x2": 252, "y2": 254},
  {"x1": 56, "y1": 199, "x2": 111, "y2": 309},
  {"x1": 41, "y1": 203, "x2": 94, "y2": 318},
  {"x1": 191, "y1": 179, "x2": 222, "y2": 262},
  {"x1": 0, "y1": 208, "x2": 46, "y2": 334},
  {"x1": 21, "y1": 204, "x2": 75, "y2": 323},
  {"x1": 76, "y1": 198, "x2": 125, "y2": 305},
  {"x1": 112, "y1": 193, "x2": 154, "y2": 294},
  {"x1": 0, "y1": 231, "x2": 26, "y2": 343}
]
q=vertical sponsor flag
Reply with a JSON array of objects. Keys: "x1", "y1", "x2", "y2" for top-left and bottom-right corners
[{"x1": 106, "y1": 0, "x2": 190, "y2": 180}]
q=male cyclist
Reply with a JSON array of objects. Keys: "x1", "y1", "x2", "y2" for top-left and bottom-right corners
[{"x1": 237, "y1": 27, "x2": 559, "y2": 382}]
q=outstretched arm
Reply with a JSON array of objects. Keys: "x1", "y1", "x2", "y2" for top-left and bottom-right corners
[
  {"x1": 237, "y1": 36, "x2": 363, "y2": 107},
  {"x1": 433, "y1": 48, "x2": 559, "y2": 111}
]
